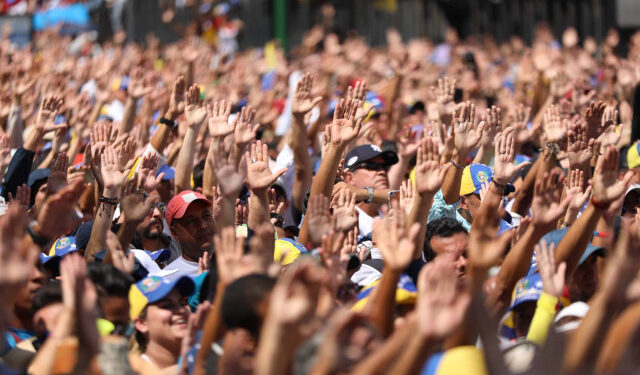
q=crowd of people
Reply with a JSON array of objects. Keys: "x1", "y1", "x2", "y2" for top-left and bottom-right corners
[{"x1": 1, "y1": 9, "x2": 640, "y2": 374}]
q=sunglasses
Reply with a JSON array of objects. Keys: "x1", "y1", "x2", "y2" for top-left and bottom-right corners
[
  {"x1": 351, "y1": 161, "x2": 389, "y2": 172},
  {"x1": 149, "y1": 202, "x2": 167, "y2": 215}
]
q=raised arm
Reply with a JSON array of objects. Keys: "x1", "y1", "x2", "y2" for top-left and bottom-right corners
[
  {"x1": 174, "y1": 84, "x2": 207, "y2": 194},
  {"x1": 150, "y1": 76, "x2": 185, "y2": 154}
]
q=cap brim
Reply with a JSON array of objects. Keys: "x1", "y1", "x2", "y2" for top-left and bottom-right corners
[
  {"x1": 171, "y1": 197, "x2": 212, "y2": 222},
  {"x1": 147, "y1": 249, "x2": 171, "y2": 262},
  {"x1": 578, "y1": 243, "x2": 605, "y2": 265},
  {"x1": 380, "y1": 150, "x2": 399, "y2": 166},
  {"x1": 509, "y1": 292, "x2": 541, "y2": 311},
  {"x1": 147, "y1": 276, "x2": 196, "y2": 304}
]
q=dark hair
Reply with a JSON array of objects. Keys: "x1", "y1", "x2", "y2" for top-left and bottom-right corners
[
  {"x1": 192, "y1": 159, "x2": 205, "y2": 190},
  {"x1": 32, "y1": 281, "x2": 62, "y2": 313},
  {"x1": 221, "y1": 274, "x2": 276, "y2": 339},
  {"x1": 88, "y1": 263, "x2": 134, "y2": 299},
  {"x1": 423, "y1": 218, "x2": 468, "y2": 262}
]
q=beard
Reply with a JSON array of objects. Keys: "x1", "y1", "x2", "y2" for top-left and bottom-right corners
[{"x1": 143, "y1": 220, "x2": 163, "y2": 239}]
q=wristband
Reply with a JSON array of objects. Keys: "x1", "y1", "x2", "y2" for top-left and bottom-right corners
[
  {"x1": 450, "y1": 159, "x2": 466, "y2": 170},
  {"x1": 364, "y1": 187, "x2": 374, "y2": 204},
  {"x1": 593, "y1": 231, "x2": 611, "y2": 238},
  {"x1": 159, "y1": 117, "x2": 177, "y2": 129},
  {"x1": 546, "y1": 142, "x2": 561, "y2": 156},
  {"x1": 98, "y1": 196, "x2": 119, "y2": 205},
  {"x1": 27, "y1": 221, "x2": 50, "y2": 246},
  {"x1": 270, "y1": 212, "x2": 284, "y2": 228},
  {"x1": 590, "y1": 196, "x2": 609, "y2": 210}
]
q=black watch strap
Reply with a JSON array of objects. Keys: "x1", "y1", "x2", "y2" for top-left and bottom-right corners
[
  {"x1": 27, "y1": 221, "x2": 50, "y2": 247},
  {"x1": 160, "y1": 117, "x2": 177, "y2": 129},
  {"x1": 270, "y1": 212, "x2": 284, "y2": 228}
]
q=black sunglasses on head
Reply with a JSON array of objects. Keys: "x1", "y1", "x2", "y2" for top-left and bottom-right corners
[{"x1": 351, "y1": 161, "x2": 389, "y2": 172}]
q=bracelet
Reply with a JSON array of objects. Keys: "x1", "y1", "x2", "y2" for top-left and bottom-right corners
[
  {"x1": 98, "y1": 196, "x2": 119, "y2": 205},
  {"x1": 593, "y1": 231, "x2": 611, "y2": 238},
  {"x1": 489, "y1": 181, "x2": 507, "y2": 196},
  {"x1": 27, "y1": 221, "x2": 50, "y2": 246},
  {"x1": 590, "y1": 196, "x2": 609, "y2": 210},
  {"x1": 546, "y1": 142, "x2": 561, "y2": 156},
  {"x1": 364, "y1": 187, "x2": 374, "y2": 204},
  {"x1": 450, "y1": 159, "x2": 466, "y2": 170}
]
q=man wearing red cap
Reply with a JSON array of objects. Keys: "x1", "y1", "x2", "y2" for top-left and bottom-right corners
[{"x1": 161, "y1": 190, "x2": 214, "y2": 280}]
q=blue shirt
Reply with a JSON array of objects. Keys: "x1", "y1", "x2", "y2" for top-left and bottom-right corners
[{"x1": 427, "y1": 190, "x2": 471, "y2": 231}]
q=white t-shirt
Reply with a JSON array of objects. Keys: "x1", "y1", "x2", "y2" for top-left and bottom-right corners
[{"x1": 161, "y1": 256, "x2": 199, "y2": 281}]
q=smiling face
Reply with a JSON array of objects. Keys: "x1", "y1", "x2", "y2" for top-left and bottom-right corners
[{"x1": 135, "y1": 289, "x2": 189, "y2": 354}]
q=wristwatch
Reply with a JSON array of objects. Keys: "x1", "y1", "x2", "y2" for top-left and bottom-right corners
[
  {"x1": 159, "y1": 116, "x2": 177, "y2": 129},
  {"x1": 27, "y1": 221, "x2": 50, "y2": 247},
  {"x1": 364, "y1": 187, "x2": 374, "y2": 204}
]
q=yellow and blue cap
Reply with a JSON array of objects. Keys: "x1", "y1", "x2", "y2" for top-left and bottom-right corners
[
  {"x1": 129, "y1": 275, "x2": 195, "y2": 320},
  {"x1": 422, "y1": 346, "x2": 488, "y2": 375},
  {"x1": 460, "y1": 164, "x2": 493, "y2": 196},
  {"x1": 626, "y1": 141, "x2": 640, "y2": 169},
  {"x1": 352, "y1": 274, "x2": 417, "y2": 311},
  {"x1": 48, "y1": 236, "x2": 77, "y2": 257},
  {"x1": 274, "y1": 238, "x2": 309, "y2": 266}
]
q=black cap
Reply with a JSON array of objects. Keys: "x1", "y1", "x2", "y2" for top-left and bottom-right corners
[{"x1": 345, "y1": 144, "x2": 398, "y2": 170}]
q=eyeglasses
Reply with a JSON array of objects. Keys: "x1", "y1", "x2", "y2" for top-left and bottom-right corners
[
  {"x1": 149, "y1": 202, "x2": 167, "y2": 215},
  {"x1": 351, "y1": 161, "x2": 389, "y2": 172}
]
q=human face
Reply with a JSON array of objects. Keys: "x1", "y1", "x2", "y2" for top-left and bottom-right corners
[
  {"x1": 135, "y1": 289, "x2": 190, "y2": 352},
  {"x1": 170, "y1": 201, "x2": 214, "y2": 261},
  {"x1": 429, "y1": 232, "x2": 468, "y2": 279},
  {"x1": 460, "y1": 193, "x2": 481, "y2": 221},
  {"x1": 139, "y1": 194, "x2": 166, "y2": 240},
  {"x1": 15, "y1": 261, "x2": 47, "y2": 312},
  {"x1": 347, "y1": 156, "x2": 389, "y2": 190},
  {"x1": 34, "y1": 183, "x2": 47, "y2": 208},
  {"x1": 101, "y1": 296, "x2": 131, "y2": 327},
  {"x1": 569, "y1": 254, "x2": 599, "y2": 302},
  {"x1": 512, "y1": 301, "x2": 536, "y2": 338}
]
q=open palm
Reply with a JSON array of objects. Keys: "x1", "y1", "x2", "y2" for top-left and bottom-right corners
[
  {"x1": 245, "y1": 141, "x2": 287, "y2": 192},
  {"x1": 414, "y1": 137, "x2": 450, "y2": 194}
]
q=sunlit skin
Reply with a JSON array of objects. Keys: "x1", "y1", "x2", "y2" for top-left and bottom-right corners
[
  {"x1": 345, "y1": 156, "x2": 389, "y2": 217},
  {"x1": 170, "y1": 201, "x2": 214, "y2": 262},
  {"x1": 135, "y1": 289, "x2": 190, "y2": 369},
  {"x1": 429, "y1": 232, "x2": 469, "y2": 280}
]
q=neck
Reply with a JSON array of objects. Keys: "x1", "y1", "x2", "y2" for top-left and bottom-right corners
[
  {"x1": 11, "y1": 307, "x2": 33, "y2": 331},
  {"x1": 144, "y1": 340, "x2": 180, "y2": 369},
  {"x1": 357, "y1": 202, "x2": 379, "y2": 218},
  {"x1": 142, "y1": 236, "x2": 162, "y2": 252}
]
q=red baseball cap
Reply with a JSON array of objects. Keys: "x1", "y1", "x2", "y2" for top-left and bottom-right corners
[{"x1": 166, "y1": 190, "x2": 212, "y2": 227}]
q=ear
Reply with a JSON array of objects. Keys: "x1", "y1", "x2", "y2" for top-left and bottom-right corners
[
  {"x1": 459, "y1": 195, "x2": 469, "y2": 210},
  {"x1": 344, "y1": 171, "x2": 355, "y2": 184},
  {"x1": 134, "y1": 317, "x2": 149, "y2": 335}
]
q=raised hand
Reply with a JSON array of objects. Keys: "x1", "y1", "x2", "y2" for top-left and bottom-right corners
[
  {"x1": 184, "y1": 84, "x2": 207, "y2": 129},
  {"x1": 492, "y1": 128, "x2": 530, "y2": 185},
  {"x1": 417, "y1": 254, "x2": 470, "y2": 339},
  {"x1": 564, "y1": 169, "x2": 592, "y2": 213},
  {"x1": 212, "y1": 144, "x2": 244, "y2": 197},
  {"x1": 101, "y1": 146, "x2": 129, "y2": 191},
  {"x1": 233, "y1": 105, "x2": 259, "y2": 147},
  {"x1": 106, "y1": 231, "x2": 135, "y2": 274},
  {"x1": 592, "y1": 146, "x2": 635, "y2": 205},
  {"x1": 372, "y1": 208, "x2": 420, "y2": 271},
  {"x1": 207, "y1": 100, "x2": 233, "y2": 138},
  {"x1": 198, "y1": 251, "x2": 210, "y2": 274},
  {"x1": 346, "y1": 80, "x2": 369, "y2": 122},
  {"x1": 128, "y1": 68, "x2": 152, "y2": 99},
  {"x1": 399, "y1": 179, "x2": 415, "y2": 216},
  {"x1": 121, "y1": 181, "x2": 152, "y2": 223},
  {"x1": 326, "y1": 98, "x2": 363, "y2": 146},
  {"x1": 542, "y1": 105, "x2": 566, "y2": 144},
  {"x1": 597, "y1": 106, "x2": 620, "y2": 147},
  {"x1": 331, "y1": 188, "x2": 358, "y2": 233},
  {"x1": 214, "y1": 227, "x2": 262, "y2": 285},
  {"x1": 531, "y1": 168, "x2": 571, "y2": 228},
  {"x1": 292, "y1": 73, "x2": 322, "y2": 117},
  {"x1": 585, "y1": 101, "x2": 607, "y2": 140},
  {"x1": 480, "y1": 105, "x2": 501, "y2": 148},
  {"x1": 319, "y1": 231, "x2": 348, "y2": 291},
  {"x1": 306, "y1": 194, "x2": 333, "y2": 248},
  {"x1": 46, "y1": 151, "x2": 68, "y2": 196},
  {"x1": 138, "y1": 153, "x2": 163, "y2": 193},
  {"x1": 567, "y1": 121, "x2": 595, "y2": 171},
  {"x1": 245, "y1": 140, "x2": 287, "y2": 193},
  {"x1": 452, "y1": 101, "x2": 484, "y2": 157},
  {"x1": 512, "y1": 104, "x2": 537, "y2": 145},
  {"x1": 268, "y1": 188, "x2": 286, "y2": 216},
  {"x1": 0, "y1": 205, "x2": 38, "y2": 291},
  {"x1": 166, "y1": 75, "x2": 186, "y2": 120},
  {"x1": 414, "y1": 137, "x2": 450, "y2": 195},
  {"x1": 34, "y1": 179, "x2": 85, "y2": 240},
  {"x1": 0, "y1": 134, "x2": 12, "y2": 171},
  {"x1": 8, "y1": 184, "x2": 30, "y2": 212},
  {"x1": 89, "y1": 120, "x2": 111, "y2": 158},
  {"x1": 535, "y1": 241, "x2": 566, "y2": 298},
  {"x1": 35, "y1": 96, "x2": 64, "y2": 133}
]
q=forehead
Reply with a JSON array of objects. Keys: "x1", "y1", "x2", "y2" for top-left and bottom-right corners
[{"x1": 430, "y1": 232, "x2": 469, "y2": 255}]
